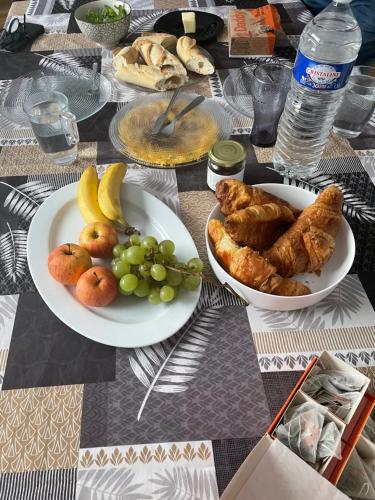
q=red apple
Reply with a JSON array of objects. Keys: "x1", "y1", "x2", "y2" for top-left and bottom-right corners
[
  {"x1": 76, "y1": 266, "x2": 117, "y2": 307},
  {"x1": 79, "y1": 222, "x2": 118, "y2": 258},
  {"x1": 48, "y1": 243, "x2": 92, "y2": 285}
]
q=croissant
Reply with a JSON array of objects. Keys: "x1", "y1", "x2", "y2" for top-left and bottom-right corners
[
  {"x1": 215, "y1": 179, "x2": 301, "y2": 217},
  {"x1": 224, "y1": 203, "x2": 296, "y2": 251},
  {"x1": 263, "y1": 185, "x2": 343, "y2": 278},
  {"x1": 208, "y1": 219, "x2": 311, "y2": 296}
]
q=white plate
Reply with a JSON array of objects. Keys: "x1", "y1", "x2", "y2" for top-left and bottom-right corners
[
  {"x1": 205, "y1": 183, "x2": 356, "y2": 311},
  {"x1": 27, "y1": 182, "x2": 200, "y2": 347}
]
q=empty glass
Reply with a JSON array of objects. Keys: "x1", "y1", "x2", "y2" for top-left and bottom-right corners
[
  {"x1": 23, "y1": 90, "x2": 79, "y2": 165},
  {"x1": 333, "y1": 66, "x2": 375, "y2": 139},
  {"x1": 250, "y1": 63, "x2": 291, "y2": 148}
]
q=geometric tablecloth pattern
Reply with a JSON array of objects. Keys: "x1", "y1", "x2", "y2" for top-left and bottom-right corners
[{"x1": 0, "y1": 0, "x2": 375, "y2": 498}]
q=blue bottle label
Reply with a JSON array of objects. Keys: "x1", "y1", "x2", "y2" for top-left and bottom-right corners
[{"x1": 293, "y1": 51, "x2": 354, "y2": 90}]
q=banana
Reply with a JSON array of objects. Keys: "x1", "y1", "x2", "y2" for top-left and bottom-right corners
[
  {"x1": 77, "y1": 166, "x2": 112, "y2": 225},
  {"x1": 98, "y1": 162, "x2": 128, "y2": 226}
]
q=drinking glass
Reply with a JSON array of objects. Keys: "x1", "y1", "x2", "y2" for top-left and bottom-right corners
[
  {"x1": 23, "y1": 91, "x2": 79, "y2": 165},
  {"x1": 250, "y1": 63, "x2": 291, "y2": 148},
  {"x1": 333, "y1": 66, "x2": 375, "y2": 139}
]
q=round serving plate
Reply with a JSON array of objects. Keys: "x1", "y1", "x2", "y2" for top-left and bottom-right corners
[
  {"x1": 223, "y1": 60, "x2": 294, "y2": 119},
  {"x1": 109, "y1": 92, "x2": 231, "y2": 168},
  {"x1": 153, "y1": 10, "x2": 224, "y2": 43},
  {"x1": 205, "y1": 183, "x2": 355, "y2": 311},
  {"x1": 27, "y1": 182, "x2": 201, "y2": 348},
  {"x1": 0, "y1": 67, "x2": 111, "y2": 127}
]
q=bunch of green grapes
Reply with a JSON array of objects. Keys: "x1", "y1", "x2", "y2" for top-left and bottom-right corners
[{"x1": 111, "y1": 234, "x2": 203, "y2": 305}]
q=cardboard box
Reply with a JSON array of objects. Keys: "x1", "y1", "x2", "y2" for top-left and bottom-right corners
[
  {"x1": 228, "y1": 6, "x2": 281, "y2": 58},
  {"x1": 221, "y1": 352, "x2": 375, "y2": 500},
  {"x1": 220, "y1": 435, "x2": 348, "y2": 500},
  {"x1": 300, "y1": 352, "x2": 370, "y2": 424}
]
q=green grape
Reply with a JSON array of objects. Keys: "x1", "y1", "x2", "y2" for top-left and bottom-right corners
[
  {"x1": 166, "y1": 269, "x2": 183, "y2": 286},
  {"x1": 154, "y1": 253, "x2": 167, "y2": 265},
  {"x1": 141, "y1": 235, "x2": 159, "y2": 251},
  {"x1": 126, "y1": 245, "x2": 146, "y2": 265},
  {"x1": 159, "y1": 239, "x2": 175, "y2": 257},
  {"x1": 187, "y1": 257, "x2": 203, "y2": 273},
  {"x1": 166, "y1": 254, "x2": 177, "y2": 265},
  {"x1": 160, "y1": 285, "x2": 175, "y2": 302},
  {"x1": 112, "y1": 260, "x2": 131, "y2": 278},
  {"x1": 120, "y1": 273, "x2": 138, "y2": 292},
  {"x1": 139, "y1": 262, "x2": 152, "y2": 278},
  {"x1": 148, "y1": 287, "x2": 161, "y2": 305},
  {"x1": 183, "y1": 274, "x2": 201, "y2": 290},
  {"x1": 118, "y1": 284, "x2": 132, "y2": 296},
  {"x1": 120, "y1": 249, "x2": 130, "y2": 262},
  {"x1": 130, "y1": 233, "x2": 141, "y2": 246},
  {"x1": 113, "y1": 243, "x2": 126, "y2": 258},
  {"x1": 111, "y1": 257, "x2": 121, "y2": 266},
  {"x1": 134, "y1": 279, "x2": 150, "y2": 298},
  {"x1": 151, "y1": 264, "x2": 167, "y2": 281}
]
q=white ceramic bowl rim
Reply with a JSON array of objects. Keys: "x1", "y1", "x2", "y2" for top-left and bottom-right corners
[
  {"x1": 74, "y1": 0, "x2": 131, "y2": 23},
  {"x1": 205, "y1": 183, "x2": 356, "y2": 302}
]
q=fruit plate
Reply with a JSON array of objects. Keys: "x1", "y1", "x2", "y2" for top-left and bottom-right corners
[
  {"x1": 205, "y1": 183, "x2": 355, "y2": 311},
  {"x1": 27, "y1": 182, "x2": 201, "y2": 348}
]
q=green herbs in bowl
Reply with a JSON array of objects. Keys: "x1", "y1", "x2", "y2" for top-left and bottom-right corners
[{"x1": 85, "y1": 4, "x2": 127, "y2": 24}]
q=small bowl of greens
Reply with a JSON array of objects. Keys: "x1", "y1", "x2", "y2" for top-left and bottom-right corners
[{"x1": 75, "y1": 0, "x2": 131, "y2": 48}]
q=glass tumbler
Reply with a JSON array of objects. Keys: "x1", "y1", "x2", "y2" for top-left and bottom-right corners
[
  {"x1": 250, "y1": 63, "x2": 291, "y2": 148},
  {"x1": 23, "y1": 90, "x2": 79, "y2": 165},
  {"x1": 333, "y1": 66, "x2": 375, "y2": 139}
]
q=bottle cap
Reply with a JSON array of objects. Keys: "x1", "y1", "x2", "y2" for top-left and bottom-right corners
[{"x1": 208, "y1": 140, "x2": 246, "y2": 168}]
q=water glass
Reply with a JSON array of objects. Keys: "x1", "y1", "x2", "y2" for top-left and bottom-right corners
[
  {"x1": 333, "y1": 66, "x2": 375, "y2": 139},
  {"x1": 250, "y1": 63, "x2": 291, "y2": 148},
  {"x1": 23, "y1": 91, "x2": 79, "y2": 165}
]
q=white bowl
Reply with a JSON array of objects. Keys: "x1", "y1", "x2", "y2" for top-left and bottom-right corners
[
  {"x1": 205, "y1": 183, "x2": 355, "y2": 311},
  {"x1": 75, "y1": 0, "x2": 131, "y2": 48}
]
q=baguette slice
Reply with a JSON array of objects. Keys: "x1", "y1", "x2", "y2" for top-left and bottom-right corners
[
  {"x1": 136, "y1": 33, "x2": 178, "y2": 52},
  {"x1": 114, "y1": 63, "x2": 187, "y2": 91},
  {"x1": 136, "y1": 40, "x2": 187, "y2": 76},
  {"x1": 176, "y1": 36, "x2": 214, "y2": 75},
  {"x1": 112, "y1": 46, "x2": 140, "y2": 71}
]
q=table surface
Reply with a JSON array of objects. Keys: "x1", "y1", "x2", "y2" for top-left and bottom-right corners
[{"x1": 0, "y1": 0, "x2": 375, "y2": 498}]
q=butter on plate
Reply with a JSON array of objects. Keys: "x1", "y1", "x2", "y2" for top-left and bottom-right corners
[{"x1": 182, "y1": 12, "x2": 196, "y2": 34}]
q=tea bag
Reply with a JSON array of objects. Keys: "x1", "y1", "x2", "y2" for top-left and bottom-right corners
[
  {"x1": 276, "y1": 403, "x2": 341, "y2": 464},
  {"x1": 302, "y1": 367, "x2": 365, "y2": 419},
  {"x1": 363, "y1": 415, "x2": 375, "y2": 443},
  {"x1": 317, "y1": 421, "x2": 341, "y2": 460},
  {"x1": 337, "y1": 448, "x2": 375, "y2": 499}
]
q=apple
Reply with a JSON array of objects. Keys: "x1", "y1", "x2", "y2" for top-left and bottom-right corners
[
  {"x1": 79, "y1": 222, "x2": 118, "y2": 258},
  {"x1": 76, "y1": 266, "x2": 117, "y2": 307},
  {"x1": 48, "y1": 243, "x2": 92, "y2": 285}
]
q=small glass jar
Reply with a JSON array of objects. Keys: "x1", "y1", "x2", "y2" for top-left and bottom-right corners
[{"x1": 207, "y1": 140, "x2": 246, "y2": 191}]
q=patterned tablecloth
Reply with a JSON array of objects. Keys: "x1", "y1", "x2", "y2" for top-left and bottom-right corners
[{"x1": 0, "y1": 0, "x2": 375, "y2": 498}]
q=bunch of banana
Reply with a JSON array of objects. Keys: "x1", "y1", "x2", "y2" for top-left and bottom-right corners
[{"x1": 77, "y1": 163, "x2": 133, "y2": 231}]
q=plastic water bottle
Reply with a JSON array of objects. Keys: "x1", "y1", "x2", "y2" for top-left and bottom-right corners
[{"x1": 273, "y1": 0, "x2": 361, "y2": 177}]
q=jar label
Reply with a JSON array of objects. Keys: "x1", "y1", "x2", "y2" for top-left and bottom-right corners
[
  {"x1": 207, "y1": 167, "x2": 244, "y2": 192},
  {"x1": 293, "y1": 51, "x2": 354, "y2": 90}
]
